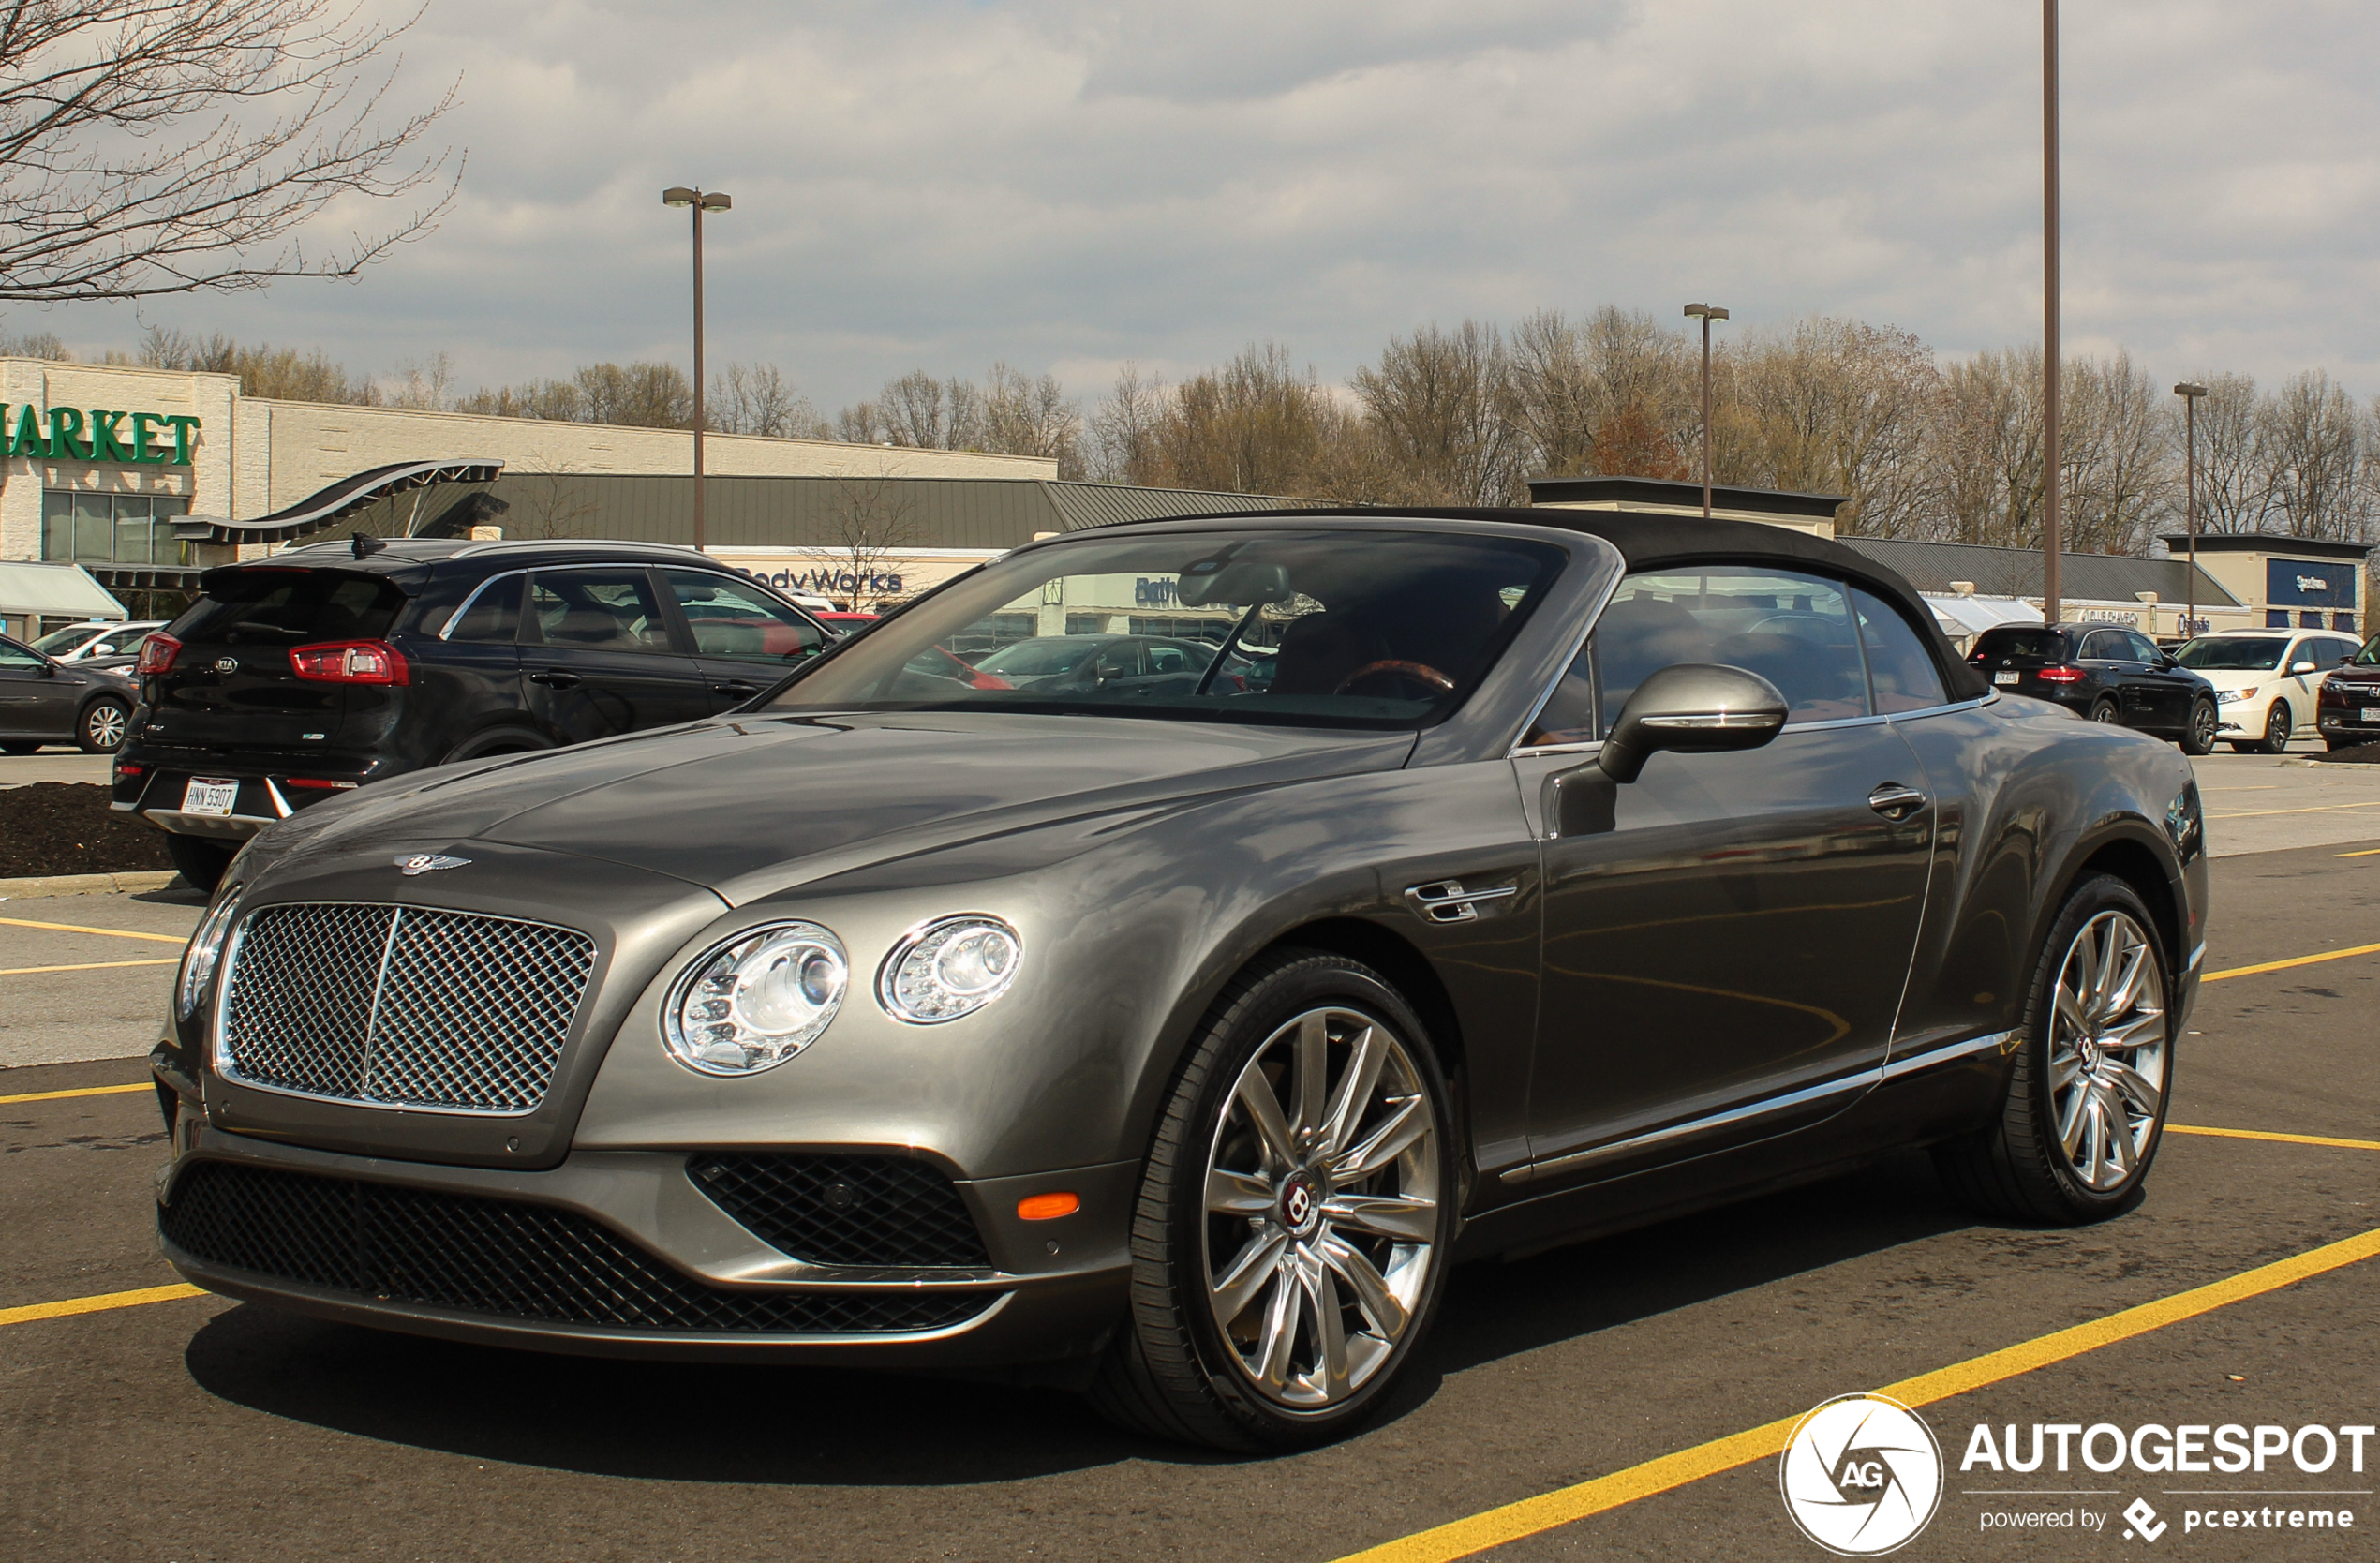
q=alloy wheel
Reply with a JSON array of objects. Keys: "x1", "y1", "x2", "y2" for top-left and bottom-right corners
[
  {"x1": 1201, "y1": 1006, "x2": 1439, "y2": 1409},
  {"x1": 2047, "y1": 910, "x2": 2168, "y2": 1190},
  {"x1": 84, "y1": 702, "x2": 127, "y2": 750}
]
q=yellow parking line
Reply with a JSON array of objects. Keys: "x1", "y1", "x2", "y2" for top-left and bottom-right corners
[
  {"x1": 2208, "y1": 799, "x2": 2380, "y2": 820},
  {"x1": 2168, "y1": 1124, "x2": 2380, "y2": 1152},
  {"x1": 0, "y1": 1282, "x2": 206, "y2": 1330},
  {"x1": 0, "y1": 958, "x2": 178, "y2": 976},
  {"x1": 1331, "y1": 1223, "x2": 2380, "y2": 1563},
  {"x1": 2338, "y1": 847, "x2": 2380, "y2": 858},
  {"x1": 0, "y1": 915, "x2": 186, "y2": 945},
  {"x1": 0, "y1": 1081, "x2": 151, "y2": 1106},
  {"x1": 2202, "y1": 942, "x2": 2380, "y2": 982}
]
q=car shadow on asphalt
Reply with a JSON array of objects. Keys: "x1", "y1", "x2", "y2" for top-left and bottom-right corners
[{"x1": 181, "y1": 1150, "x2": 1979, "y2": 1483}]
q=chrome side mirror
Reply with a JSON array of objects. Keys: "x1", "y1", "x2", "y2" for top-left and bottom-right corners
[{"x1": 1599, "y1": 662, "x2": 1790, "y2": 784}]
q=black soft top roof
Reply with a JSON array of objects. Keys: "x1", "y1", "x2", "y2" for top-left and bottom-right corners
[{"x1": 1146, "y1": 504, "x2": 1988, "y2": 702}]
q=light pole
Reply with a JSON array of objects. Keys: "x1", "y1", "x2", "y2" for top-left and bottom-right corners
[
  {"x1": 662, "y1": 185, "x2": 732, "y2": 551},
  {"x1": 2041, "y1": 0, "x2": 2062, "y2": 626},
  {"x1": 1682, "y1": 303, "x2": 1729, "y2": 518},
  {"x1": 2175, "y1": 380, "x2": 2209, "y2": 640}
]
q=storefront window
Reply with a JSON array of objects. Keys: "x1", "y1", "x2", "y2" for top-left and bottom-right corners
[{"x1": 40, "y1": 491, "x2": 191, "y2": 566}]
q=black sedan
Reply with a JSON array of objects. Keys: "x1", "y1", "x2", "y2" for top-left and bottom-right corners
[
  {"x1": 1967, "y1": 622, "x2": 2219, "y2": 752},
  {"x1": 152, "y1": 509, "x2": 2206, "y2": 1452},
  {"x1": 0, "y1": 633, "x2": 139, "y2": 752}
]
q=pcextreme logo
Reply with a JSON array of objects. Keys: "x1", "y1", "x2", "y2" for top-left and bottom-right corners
[{"x1": 1779, "y1": 1393, "x2": 1946, "y2": 1556}]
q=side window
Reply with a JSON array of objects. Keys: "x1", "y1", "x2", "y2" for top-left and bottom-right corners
[
  {"x1": 1852, "y1": 588, "x2": 1949, "y2": 713},
  {"x1": 2120, "y1": 631, "x2": 2164, "y2": 663},
  {"x1": 662, "y1": 570, "x2": 827, "y2": 665},
  {"x1": 0, "y1": 638, "x2": 44, "y2": 672},
  {"x1": 526, "y1": 570, "x2": 675, "y2": 654},
  {"x1": 2075, "y1": 630, "x2": 2112, "y2": 661},
  {"x1": 1146, "y1": 643, "x2": 1197, "y2": 677},
  {"x1": 446, "y1": 576, "x2": 523, "y2": 644}
]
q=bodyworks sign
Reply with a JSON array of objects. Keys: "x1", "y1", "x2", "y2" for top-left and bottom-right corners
[{"x1": 0, "y1": 404, "x2": 200, "y2": 466}]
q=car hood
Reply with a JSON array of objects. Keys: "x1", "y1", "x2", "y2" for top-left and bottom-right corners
[
  {"x1": 2190, "y1": 666, "x2": 2289, "y2": 692},
  {"x1": 274, "y1": 712, "x2": 1418, "y2": 901}
]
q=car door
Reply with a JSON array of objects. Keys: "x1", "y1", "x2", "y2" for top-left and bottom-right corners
[
  {"x1": 657, "y1": 568, "x2": 831, "y2": 712},
  {"x1": 2283, "y1": 636, "x2": 2331, "y2": 734},
  {"x1": 1510, "y1": 565, "x2": 1935, "y2": 1188},
  {"x1": 519, "y1": 567, "x2": 710, "y2": 744},
  {"x1": 2074, "y1": 629, "x2": 2138, "y2": 722},
  {"x1": 0, "y1": 636, "x2": 59, "y2": 737},
  {"x1": 2119, "y1": 629, "x2": 2191, "y2": 728}
]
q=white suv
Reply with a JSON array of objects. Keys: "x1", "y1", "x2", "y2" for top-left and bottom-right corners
[{"x1": 2172, "y1": 627, "x2": 2362, "y2": 752}]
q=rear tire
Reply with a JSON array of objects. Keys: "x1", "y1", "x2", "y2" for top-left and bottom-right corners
[
  {"x1": 2088, "y1": 698, "x2": 2120, "y2": 724},
  {"x1": 2252, "y1": 701, "x2": 2292, "y2": 754},
  {"x1": 163, "y1": 833, "x2": 239, "y2": 894},
  {"x1": 1933, "y1": 873, "x2": 2173, "y2": 1225},
  {"x1": 77, "y1": 697, "x2": 130, "y2": 753},
  {"x1": 0, "y1": 740, "x2": 38, "y2": 755},
  {"x1": 1089, "y1": 949, "x2": 1456, "y2": 1451},
  {"x1": 2177, "y1": 699, "x2": 2219, "y2": 756}
]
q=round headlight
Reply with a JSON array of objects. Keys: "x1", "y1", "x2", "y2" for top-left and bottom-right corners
[
  {"x1": 663, "y1": 921, "x2": 848, "y2": 1076},
  {"x1": 177, "y1": 892, "x2": 242, "y2": 1020},
  {"x1": 878, "y1": 915, "x2": 1022, "y2": 1024}
]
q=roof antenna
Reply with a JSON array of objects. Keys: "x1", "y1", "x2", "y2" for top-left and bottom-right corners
[{"x1": 350, "y1": 531, "x2": 386, "y2": 558}]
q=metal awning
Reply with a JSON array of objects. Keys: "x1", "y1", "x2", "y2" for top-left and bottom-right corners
[
  {"x1": 172, "y1": 458, "x2": 505, "y2": 546},
  {"x1": 1923, "y1": 594, "x2": 2044, "y2": 636},
  {"x1": 84, "y1": 563, "x2": 207, "y2": 592},
  {"x1": 0, "y1": 560, "x2": 128, "y2": 619}
]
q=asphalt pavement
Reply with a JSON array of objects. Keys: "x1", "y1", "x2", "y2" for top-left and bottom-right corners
[{"x1": 2, "y1": 753, "x2": 2376, "y2": 1562}]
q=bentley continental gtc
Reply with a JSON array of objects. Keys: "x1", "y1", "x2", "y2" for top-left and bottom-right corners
[{"x1": 152, "y1": 509, "x2": 2207, "y2": 1451}]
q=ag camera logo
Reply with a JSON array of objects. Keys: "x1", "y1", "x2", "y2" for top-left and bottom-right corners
[{"x1": 1779, "y1": 1393, "x2": 1944, "y2": 1555}]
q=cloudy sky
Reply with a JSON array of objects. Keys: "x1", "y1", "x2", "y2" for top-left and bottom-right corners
[{"x1": 22, "y1": 0, "x2": 2380, "y2": 411}]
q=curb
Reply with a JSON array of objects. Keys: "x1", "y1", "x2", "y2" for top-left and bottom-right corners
[{"x1": 0, "y1": 870, "x2": 186, "y2": 900}]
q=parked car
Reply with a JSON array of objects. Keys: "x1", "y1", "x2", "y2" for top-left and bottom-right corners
[
  {"x1": 154, "y1": 509, "x2": 2206, "y2": 1452},
  {"x1": 0, "y1": 633, "x2": 140, "y2": 753},
  {"x1": 972, "y1": 633, "x2": 1215, "y2": 693},
  {"x1": 815, "y1": 611, "x2": 879, "y2": 634},
  {"x1": 2316, "y1": 632, "x2": 2380, "y2": 751},
  {"x1": 32, "y1": 618, "x2": 171, "y2": 664},
  {"x1": 1968, "y1": 623, "x2": 2219, "y2": 753},
  {"x1": 2173, "y1": 627, "x2": 2363, "y2": 753},
  {"x1": 114, "y1": 536, "x2": 833, "y2": 890}
]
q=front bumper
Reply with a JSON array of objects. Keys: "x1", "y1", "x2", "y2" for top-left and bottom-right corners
[{"x1": 154, "y1": 1117, "x2": 1137, "y2": 1367}]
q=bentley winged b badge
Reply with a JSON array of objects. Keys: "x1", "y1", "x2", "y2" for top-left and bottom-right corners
[{"x1": 394, "y1": 853, "x2": 471, "y2": 876}]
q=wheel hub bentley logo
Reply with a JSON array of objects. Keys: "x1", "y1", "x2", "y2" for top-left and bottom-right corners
[
  {"x1": 1280, "y1": 1175, "x2": 1318, "y2": 1235},
  {"x1": 1778, "y1": 1393, "x2": 1943, "y2": 1555},
  {"x1": 394, "y1": 853, "x2": 470, "y2": 876}
]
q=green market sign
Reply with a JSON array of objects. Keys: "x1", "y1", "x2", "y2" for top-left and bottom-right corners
[{"x1": 0, "y1": 404, "x2": 200, "y2": 466}]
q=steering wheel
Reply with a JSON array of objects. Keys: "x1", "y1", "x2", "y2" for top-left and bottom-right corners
[{"x1": 1333, "y1": 660, "x2": 1455, "y2": 697}]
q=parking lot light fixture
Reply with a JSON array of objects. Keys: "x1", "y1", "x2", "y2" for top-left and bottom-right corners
[
  {"x1": 663, "y1": 186, "x2": 733, "y2": 551},
  {"x1": 1682, "y1": 304, "x2": 1730, "y2": 518},
  {"x1": 2175, "y1": 381, "x2": 2210, "y2": 638}
]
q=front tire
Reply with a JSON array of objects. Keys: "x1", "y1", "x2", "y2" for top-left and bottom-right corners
[
  {"x1": 163, "y1": 833, "x2": 239, "y2": 894},
  {"x1": 2178, "y1": 699, "x2": 2219, "y2": 756},
  {"x1": 1934, "y1": 874, "x2": 2173, "y2": 1224},
  {"x1": 1091, "y1": 950, "x2": 1455, "y2": 1451},
  {"x1": 2252, "y1": 700, "x2": 2292, "y2": 754}
]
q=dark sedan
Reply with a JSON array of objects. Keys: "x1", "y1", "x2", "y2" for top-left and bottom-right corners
[
  {"x1": 0, "y1": 633, "x2": 139, "y2": 752},
  {"x1": 152, "y1": 509, "x2": 2206, "y2": 1452},
  {"x1": 1968, "y1": 622, "x2": 2219, "y2": 752}
]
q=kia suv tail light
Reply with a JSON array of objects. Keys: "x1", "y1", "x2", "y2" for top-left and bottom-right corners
[
  {"x1": 289, "y1": 639, "x2": 409, "y2": 685},
  {"x1": 134, "y1": 633, "x2": 181, "y2": 675},
  {"x1": 2035, "y1": 665, "x2": 2087, "y2": 684}
]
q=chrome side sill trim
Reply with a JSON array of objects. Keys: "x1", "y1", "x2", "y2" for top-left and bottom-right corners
[
  {"x1": 2189, "y1": 942, "x2": 2207, "y2": 973},
  {"x1": 1880, "y1": 1029, "x2": 2017, "y2": 1082},
  {"x1": 1502, "y1": 1070, "x2": 1876, "y2": 1185}
]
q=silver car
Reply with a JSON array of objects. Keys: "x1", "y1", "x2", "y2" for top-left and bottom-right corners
[{"x1": 154, "y1": 511, "x2": 2205, "y2": 1451}]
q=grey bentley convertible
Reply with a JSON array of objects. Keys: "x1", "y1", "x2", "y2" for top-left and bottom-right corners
[{"x1": 152, "y1": 508, "x2": 2206, "y2": 1451}]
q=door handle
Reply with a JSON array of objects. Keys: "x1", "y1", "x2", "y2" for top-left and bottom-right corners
[
  {"x1": 712, "y1": 680, "x2": 761, "y2": 698},
  {"x1": 1868, "y1": 782, "x2": 1928, "y2": 821},
  {"x1": 528, "y1": 669, "x2": 582, "y2": 689}
]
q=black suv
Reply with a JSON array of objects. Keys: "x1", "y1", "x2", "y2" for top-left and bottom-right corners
[
  {"x1": 1967, "y1": 623, "x2": 2219, "y2": 752},
  {"x1": 114, "y1": 537, "x2": 833, "y2": 889}
]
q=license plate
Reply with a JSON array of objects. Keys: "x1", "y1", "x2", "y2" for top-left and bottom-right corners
[
  {"x1": 182, "y1": 777, "x2": 239, "y2": 817},
  {"x1": 2364, "y1": 708, "x2": 2380, "y2": 722},
  {"x1": 1993, "y1": 670, "x2": 2020, "y2": 685}
]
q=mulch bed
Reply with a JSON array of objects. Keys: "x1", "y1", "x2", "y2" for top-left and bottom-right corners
[
  {"x1": 2312, "y1": 743, "x2": 2380, "y2": 765},
  {"x1": 0, "y1": 782, "x2": 176, "y2": 879}
]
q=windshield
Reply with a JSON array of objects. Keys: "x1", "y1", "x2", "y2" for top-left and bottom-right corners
[
  {"x1": 764, "y1": 529, "x2": 1565, "y2": 728},
  {"x1": 32, "y1": 625, "x2": 104, "y2": 654},
  {"x1": 2175, "y1": 636, "x2": 2287, "y2": 672}
]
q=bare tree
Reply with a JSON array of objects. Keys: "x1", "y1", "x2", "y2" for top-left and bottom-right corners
[
  {"x1": 0, "y1": 0, "x2": 457, "y2": 302},
  {"x1": 710, "y1": 362, "x2": 826, "y2": 439},
  {"x1": 804, "y1": 475, "x2": 924, "y2": 612},
  {"x1": 2261, "y1": 370, "x2": 2368, "y2": 542},
  {"x1": 2169, "y1": 372, "x2": 2268, "y2": 534},
  {"x1": 1088, "y1": 364, "x2": 1167, "y2": 484},
  {"x1": 1353, "y1": 320, "x2": 1517, "y2": 504},
  {"x1": 1718, "y1": 318, "x2": 1940, "y2": 538},
  {"x1": 979, "y1": 363, "x2": 1083, "y2": 473}
]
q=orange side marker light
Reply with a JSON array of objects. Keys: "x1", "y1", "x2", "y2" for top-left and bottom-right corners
[{"x1": 1017, "y1": 1192, "x2": 1079, "y2": 1221}]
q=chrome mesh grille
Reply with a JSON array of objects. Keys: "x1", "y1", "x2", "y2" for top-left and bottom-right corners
[{"x1": 221, "y1": 902, "x2": 597, "y2": 1114}]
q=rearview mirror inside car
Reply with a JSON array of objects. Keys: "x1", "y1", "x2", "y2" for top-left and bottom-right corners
[{"x1": 1599, "y1": 662, "x2": 1790, "y2": 784}]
